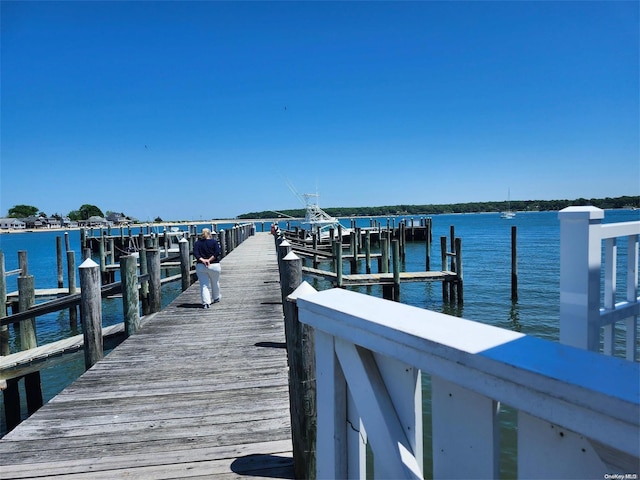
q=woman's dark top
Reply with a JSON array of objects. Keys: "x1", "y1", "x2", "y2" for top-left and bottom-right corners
[{"x1": 193, "y1": 238, "x2": 222, "y2": 263}]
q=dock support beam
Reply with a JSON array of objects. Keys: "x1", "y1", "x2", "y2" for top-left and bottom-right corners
[{"x1": 79, "y1": 258, "x2": 103, "y2": 369}]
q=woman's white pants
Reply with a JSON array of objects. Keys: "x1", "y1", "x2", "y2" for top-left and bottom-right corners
[{"x1": 195, "y1": 262, "x2": 221, "y2": 305}]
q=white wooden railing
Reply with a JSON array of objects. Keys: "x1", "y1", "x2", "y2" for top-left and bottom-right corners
[
  {"x1": 293, "y1": 207, "x2": 639, "y2": 479},
  {"x1": 559, "y1": 206, "x2": 639, "y2": 360}
]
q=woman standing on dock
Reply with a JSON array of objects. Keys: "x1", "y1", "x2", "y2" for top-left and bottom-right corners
[{"x1": 193, "y1": 228, "x2": 222, "y2": 308}]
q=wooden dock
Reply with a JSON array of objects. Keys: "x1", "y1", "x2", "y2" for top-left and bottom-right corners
[
  {"x1": 302, "y1": 266, "x2": 457, "y2": 286},
  {"x1": 0, "y1": 233, "x2": 294, "y2": 479}
]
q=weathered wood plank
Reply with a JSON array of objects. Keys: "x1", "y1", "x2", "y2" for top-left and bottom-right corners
[
  {"x1": 0, "y1": 439, "x2": 293, "y2": 479},
  {"x1": 302, "y1": 265, "x2": 457, "y2": 285}
]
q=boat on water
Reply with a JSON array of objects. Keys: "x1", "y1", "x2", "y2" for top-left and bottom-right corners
[
  {"x1": 283, "y1": 180, "x2": 350, "y2": 241},
  {"x1": 301, "y1": 193, "x2": 341, "y2": 234},
  {"x1": 501, "y1": 189, "x2": 516, "y2": 219}
]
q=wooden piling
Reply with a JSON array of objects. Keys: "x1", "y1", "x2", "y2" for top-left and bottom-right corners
[
  {"x1": 139, "y1": 245, "x2": 150, "y2": 315},
  {"x1": 18, "y1": 272, "x2": 37, "y2": 353},
  {"x1": 350, "y1": 231, "x2": 358, "y2": 274},
  {"x1": 365, "y1": 230, "x2": 371, "y2": 274},
  {"x1": 381, "y1": 237, "x2": 393, "y2": 300},
  {"x1": 146, "y1": 249, "x2": 162, "y2": 314},
  {"x1": 441, "y1": 236, "x2": 449, "y2": 303},
  {"x1": 3, "y1": 379, "x2": 20, "y2": 431},
  {"x1": 99, "y1": 236, "x2": 106, "y2": 283},
  {"x1": 277, "y1": 239, "x2": 292, "y2": 286},
  {"x1": 392, "y1": 239, "x2": 400, "y2": 301},
  {"x1": 0, "y1": 250, "x2": 8, "y2": 357},
  {"x1": 179, "y1": 238, "x2": 190, "y2": 292},
  {"x1": 17, "y1": 251, "x2": 44, "y2": 413},
  {"x1": 219, "y1": 230, "x2": 227, "y2": 257},
  {"x1": 511, "y1": 226, "x2": 518, "y2": 301},
  {"x1": 120, "y1": 255, "x2": 140, "y2": 337},
  {"x1": 312, "y1": 233, "x2": 319, "y2": 269},
  {"x1": 335, "y1": 240, "x2": 343, "y2": 288},
  {"x1": 56, "y1": 236, "x2": 64, "y2": 288},
  {"x1": 281, "y1": 254, "x2": 316, "y2": 479},
  {"x1": 456, "y1": 237, "x2": 464, "y2": 304},
  {"x1": 79, "y1": 258, "x2": 103, "y2": 369},
  {"x1": 425, "y1": 219, "x2": 432, "y2": 271},
  {"x1": 66, "y1": 250, "x2": 78, "y2": 329}
]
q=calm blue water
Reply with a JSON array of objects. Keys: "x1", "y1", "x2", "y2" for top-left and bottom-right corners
[{"x1": 1, "y1": 211, "x2": 638, "y2": 476}]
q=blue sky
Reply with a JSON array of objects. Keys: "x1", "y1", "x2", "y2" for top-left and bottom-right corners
[{"x1": 1, "y1": 1, "x2": 638, "y2": 221}]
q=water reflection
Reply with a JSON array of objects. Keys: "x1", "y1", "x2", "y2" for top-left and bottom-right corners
[{"x1": 509, "y1": 301, "x2": 522, "y2": 332}]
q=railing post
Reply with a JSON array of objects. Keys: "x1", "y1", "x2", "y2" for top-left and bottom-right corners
[
  {"x1": 558, "y1": 206, "x2": 604, "y2": 351},
  {"x1": 120, "y1": 254, "x2": 140, "y2": 337},
  {"x1": 79, "y1": 258, "x2": 103, "y2": 369}
]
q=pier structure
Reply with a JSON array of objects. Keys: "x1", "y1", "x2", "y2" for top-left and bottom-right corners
[
  {"x1": 0, "y1": 208, "x2": 637, "y2": 478},
  {"x1": 83, "y1": 223, "x2": 254, "y2": 283},
  {"x1": 0, "y1": 223, "x2": 255, "y2": 433},
  {"x1": 289, "y1": 206, "x2": 639, "y2": 478},
  {"x1": 0, "y1": 232, "x2": 294, "y2": 478},
  {"x1": 280, "y1": 216, "x2": 463, "y2": 304}
]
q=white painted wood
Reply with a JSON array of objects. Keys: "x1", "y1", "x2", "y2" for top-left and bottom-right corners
[
  {"x1": 347, "y1": 386, "x2": 366, "y2": 479},
  {"x1": 603, "y1": 237, "x2": 617, "y2": 355},
  {"x1": 558, "y1": 206, "x2": 604, "y2": 351},
  {"x1": 604, "y1": 237, "x2": 617, "y2": 311},
  {"x1": 373, "y1": 352, "x2": 423, "y2": 473},
  {"x1": 297, "y1": 287, "x2": 639, "y2": 460},
  {"x1": 334, "y1": 338, "x2": 423, "y2": 479},
  {"x1": 431, "y1": 376, "x2": 499, "y2": 479},
  {"x1": 518, "y1": 412, "x2": 607, "y2": 479},
  {"x1": 625, "y1": 234, "x2": 639, "y2": 361},
  {"x1": 315, "y1": 329, "x2": 348, "y2": 479},
  {"x1": 559, "y1": 207, "x2": 640, "y2": 358}
]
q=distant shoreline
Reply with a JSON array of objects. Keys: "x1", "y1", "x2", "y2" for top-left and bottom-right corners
[
  {"x1": 2, "y1": 208, "x2": 637, "y2": 236},
  {"x1": 0, "y1": 219, "x2": 282, "y2": 235}
]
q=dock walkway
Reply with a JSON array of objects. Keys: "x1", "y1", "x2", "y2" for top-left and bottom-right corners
[{"x1": 0, "y1": 233, "x2": 294, "y2": 479}]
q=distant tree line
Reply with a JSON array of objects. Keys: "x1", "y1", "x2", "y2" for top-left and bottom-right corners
[
  {"x1": 6, "y1": 204, "x2": 142, "y2": 221},
  {"x1": 7, "y1": 204, "x2": 105, "y2": 220},
  {"x1": 237, "y1": 195, "x2": 640, "y2": 220}
]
